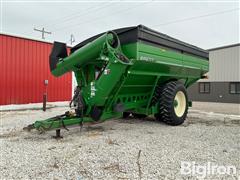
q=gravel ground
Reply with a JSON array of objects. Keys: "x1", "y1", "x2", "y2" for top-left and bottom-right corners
[{"x1": 0, "y1": 102, "x2": 240, "y2": 180}]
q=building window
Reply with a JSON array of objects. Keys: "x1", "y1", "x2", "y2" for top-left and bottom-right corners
[
  {"x1": 229, "y1": 82, "x2": 240, "y2": 94},
  {"x1": 199, "y1": 82, "x2": 210, "y2": 93}
]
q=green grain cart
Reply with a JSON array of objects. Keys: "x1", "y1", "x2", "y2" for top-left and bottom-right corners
[{"x1": 25, "y1": 25, "x2": 209, "y2": 137}]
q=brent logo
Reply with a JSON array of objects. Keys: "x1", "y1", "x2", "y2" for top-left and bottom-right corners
[{"x1": 139, "y1": 56, "x2": 154, "y2": 62}]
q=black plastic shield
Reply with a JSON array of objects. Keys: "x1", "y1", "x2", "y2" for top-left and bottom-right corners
[{"x1": 49, "y1": 41, "x2": 68, "y2": 71}]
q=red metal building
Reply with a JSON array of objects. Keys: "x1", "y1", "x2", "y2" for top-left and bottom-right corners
[{"x1": 0, "y1": 33, "x2": 72, "y2": 105}]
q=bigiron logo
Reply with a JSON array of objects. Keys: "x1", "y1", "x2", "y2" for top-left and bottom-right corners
[{"x1": 180, "y1": 161, "x2": 238, "y2": 179}]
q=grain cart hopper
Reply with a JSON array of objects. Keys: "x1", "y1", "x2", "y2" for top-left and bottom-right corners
[{"x1": 25, "y1": 25, "x2": 209, "y2": 137}]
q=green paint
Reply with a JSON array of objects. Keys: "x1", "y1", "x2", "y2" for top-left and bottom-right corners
[{"x1": 32, "y1": 31, "x2": 209, "y2": 131}]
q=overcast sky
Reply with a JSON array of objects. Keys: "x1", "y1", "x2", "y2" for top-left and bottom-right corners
[{"x1": 1, "y1": 0, "x2": 239, "y2": 49}]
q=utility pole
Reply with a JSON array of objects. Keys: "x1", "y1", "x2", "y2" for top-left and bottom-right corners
[
  {"x1": 70, "y1": 34, "x2": 75, "y2": 45},
  {"x1": 34, "y1": 27, "x2": 51, "y2": 39}
]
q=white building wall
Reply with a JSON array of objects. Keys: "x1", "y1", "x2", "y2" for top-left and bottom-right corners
[
  {"x1": 72, "y1": 72, "x2": 78, "y2": 97},
  {"x1": 207, "y1": 45, "x2": 240, "y2": 82}
]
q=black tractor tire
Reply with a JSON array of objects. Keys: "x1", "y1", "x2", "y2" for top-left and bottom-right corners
[{"x1": 155, "y1": 81, "x2": 188, "y2": 126}]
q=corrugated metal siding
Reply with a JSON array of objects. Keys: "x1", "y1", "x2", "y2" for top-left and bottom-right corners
[
  {"x1": 201, "y1": 45, "x2": 240, "y2": 82},
  {"x1": 0, "y1": 34, "x2": 72, "y2": 105}
]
